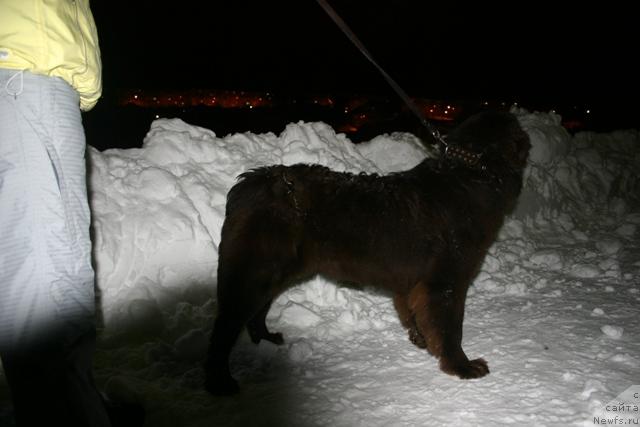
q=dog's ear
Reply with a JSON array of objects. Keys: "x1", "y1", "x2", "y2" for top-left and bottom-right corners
[
  {"x1": 445, "y1": 110, "x2": 508, "y2": 150},
  {"x1": 447, "y1": 111, "x2": 530, "y2": 171}
]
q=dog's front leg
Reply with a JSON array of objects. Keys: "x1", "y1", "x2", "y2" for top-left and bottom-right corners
[{"x1": 409, "y1": 270, "x2": 489, "y2": 379}]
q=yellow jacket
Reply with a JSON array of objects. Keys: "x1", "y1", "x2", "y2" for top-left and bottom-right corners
[{"x1": 0, "y1": 0, "x2": 102, "y2": 111}]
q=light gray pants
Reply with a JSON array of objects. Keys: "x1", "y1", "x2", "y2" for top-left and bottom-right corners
[{"x1": 0, "y1": 68, "x2": 110, "y2": 426}]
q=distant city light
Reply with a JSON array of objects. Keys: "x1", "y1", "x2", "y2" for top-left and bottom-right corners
[{"x1": 117, "y1": 89, "x2": 594, "y2": 134}]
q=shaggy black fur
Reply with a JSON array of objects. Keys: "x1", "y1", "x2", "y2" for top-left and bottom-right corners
[{"x1": 204, "y1": 111, "x2": 531, "y2": 395}]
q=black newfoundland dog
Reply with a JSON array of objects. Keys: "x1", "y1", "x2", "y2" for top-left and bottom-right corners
[{"x1": 204, "y1": 111, "x2": 531, "y2": 395}]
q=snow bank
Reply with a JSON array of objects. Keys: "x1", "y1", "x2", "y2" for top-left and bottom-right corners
[
  {"x1": 88, "y1": 120, "x2": 433, "y2": 338},
  {"x1": 514, "y1": 108, "x2": 640, "y2": 222},
  {"x1": 88, "y1": 111, "x2": 639, "y2": 341}
]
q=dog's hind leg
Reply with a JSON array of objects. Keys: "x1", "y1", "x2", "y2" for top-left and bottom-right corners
[
  {"x1": 204, "y1": 310, "x2": 246, "y2": 395},
  {"x1": 204, "y1": 264, "x2": 278, "y2": 395},
  {"x1": 410, "y1": 270, "x2": 489, "y2": 379},
  {"x1": 205, "y1": 277, "x2": 277, "y2": 395},
  {"x1": 205, "y1": 213, "x2": 300, "y2": 394},
  {"x1": 247, "y1": 299, "x2": 284, "y2": 345},
  {"x1": 393, "y1": 293, "x2": 426, "y2": 349}
]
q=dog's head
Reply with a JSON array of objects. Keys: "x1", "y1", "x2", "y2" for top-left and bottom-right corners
[{"x1": 444, "y1": 111, "x2": 531, "y2": 173}]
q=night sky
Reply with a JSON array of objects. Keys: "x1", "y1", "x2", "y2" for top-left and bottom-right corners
[
  {"x1": 85, "y1": 0, "x2": 638, "y2": 148},
  {"x1": 92, "y1": 1, "x2": 636, "y2": 104}
]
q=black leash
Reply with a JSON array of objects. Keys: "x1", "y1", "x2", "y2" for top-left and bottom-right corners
[{"x1": 315, "y1": 0, "x2": 447, "y2": 149}]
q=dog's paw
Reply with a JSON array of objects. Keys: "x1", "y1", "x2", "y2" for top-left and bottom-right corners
[
  {"x1": 441, "y1": 357, "x2": 489, "y2": 379},
  {"x1": 204, "y1": 374, "x2": 240, "y2": 396},
  {"x1": 408, "y1": 328, "x2": 427, "y2": 349}
]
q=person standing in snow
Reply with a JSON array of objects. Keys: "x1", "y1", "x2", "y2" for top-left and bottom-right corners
[{"x1": 0, "y1": 1, "x2": 122, "y2": 426}]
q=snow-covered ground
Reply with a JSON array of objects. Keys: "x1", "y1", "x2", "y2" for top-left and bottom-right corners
[{"x1": 2, "y1": 110, "x2": 639, "y2": 426}]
